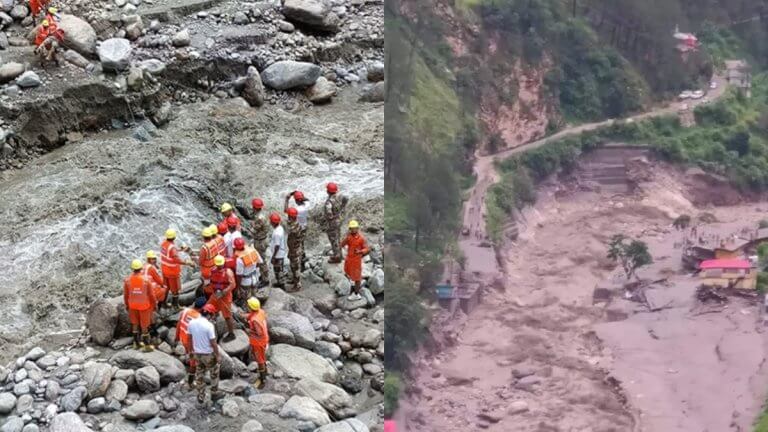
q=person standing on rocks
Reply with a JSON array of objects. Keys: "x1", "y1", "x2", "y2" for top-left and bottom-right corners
[
  {"x1": 284, "y1": 190, "x2": 309, "y2": 270},
  {"x1": 214, "y1": 222, "x2": 228, "y2": 258},
  {"x1": 269, "y1": 212, "x2": 287, "y2": 288},
  {"x1": 208, "y1": 255, "x2": 237, "y2": 342},
  {"x1": 144, "y1": 250, "x2": 167, "y2": 346},
  {"x1": 250, "y1": 198, "x2": 271, "y2": 289},
  {"x1": 220, "y1": 203, "x2": 242, "y2": 231},
  {"x1": 324, "y1": 182, "x2": 348, "y2": 263},
  {"x1": 342, "y1": 220, "x2": 369, "y2": 301},
  {"x1": 242, "y1": 297, "x2": 269, "y2": 389},
  {"x1": 176, "y1": 297, "x2": 207, "y2": 388},
  {"x1": 161, "y1": 228, "x2": 195, "y2": 309},
  {"x1": 286, "y1": 207, "x2": 303, "y2": 292},
  {"x1": 188, "y1": 303, "x2": 222, "y2": 404},
  {"x1": 233, "y1": 237, "x2": 262, "y2": 305},
  {"x1": 124, "y1": 259, "x2": 157, "y2": 352},
  {"x1": 195, "y1": 227, "x2": 218, "y2": 298},
  {"x1": 224, "y1": 215, "x2": 242, "y2": 258}
]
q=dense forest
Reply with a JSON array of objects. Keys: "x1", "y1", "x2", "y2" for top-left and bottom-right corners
[{"x1": 384, "y1": 0, "x2": 768, "y2": 416}]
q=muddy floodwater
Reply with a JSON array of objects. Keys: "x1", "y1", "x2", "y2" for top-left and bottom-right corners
[{"x1": 0, "y1": 91, "x2": 383, "y2": 359}]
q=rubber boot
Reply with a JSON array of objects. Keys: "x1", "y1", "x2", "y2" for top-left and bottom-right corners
[
  {"x1": 187, "y1": 373, "x2": 195, "y2": 389},
  {"x1": 327, "y1": 256, "x2": 342, "y2": 264},
  {"x1": 171, "y1": 295, "x2": 180, "y2": 310},
  {"x1": 141, "y1": 334, "x2": 155, "y2": 352},
  {"x1": 254, "y1": 364, "x2": 267, "y2": 389},
  {"x1": 132, "y1": 331, "x2": 141, "y2": 350}
]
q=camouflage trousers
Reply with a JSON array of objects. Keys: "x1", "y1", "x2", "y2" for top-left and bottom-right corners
[
  {"x1": 193, "y1": 353, "x2": 220, "y2": 400},
  {"x1": 254, "y1": 237, "x2": 269, "y2": 283},
  {"x1": 288, "y1": 245, "x2": 302, "y2": 290},
  {"x1": 327, "y1": 224, "x2": 341, "y2": 258},
  {"x1": 272, "y1": 257, "x2": 285, "y2": 287}
]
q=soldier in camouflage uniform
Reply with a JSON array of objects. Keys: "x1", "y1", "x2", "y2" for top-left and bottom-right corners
[
  {"x1": 286, "y1": 207, "x2": 303, "y2": 292},
  {"x1": 324, "y1": 182, "x2": 348, "y2": 264},
  {"x1": 250, "y1": 198, "x2": 270, "y2": 288}
]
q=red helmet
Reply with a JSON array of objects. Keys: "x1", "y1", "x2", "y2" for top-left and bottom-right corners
[
  {"x1": 251, "y1": 198, "x2": 263, "y2": 209},
  {"x1": 293, "y1": 191, "x2": 305, "y2": 201},
  {"x1": 326, "y1": 182, "x2": 338, "y2": 194},
  {"x1": 234, "y1": 237, "x2": 245, "y2": 250},
  {"x1": 287, "y1": 207, "x2": 298, "y2": 219},
  {"x1": 217, "y1": 222, "x2": 227, "y2": 235},
  {"x1": 269, "y1": 212, "x2": 281, "y2": 224},
  {"x1": 226, "y1": 215, "x2": 239, "y2": 227},
  {"x1": 202, "y1": 304, "x2": 217, "y2": 314}
]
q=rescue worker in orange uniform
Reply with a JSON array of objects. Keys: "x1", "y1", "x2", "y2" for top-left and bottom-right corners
[
  {"x1": 124, "y1": 259, "x2": 157, "y2": 351},
  {"x1": 242, "y1": 297, "x2": 269, "y2": 389},
  {"x1": 34, "y1": 19, "x2": 64, "y2": 67},
  {"x1": 220, "y1": 203, "x2": 242, "y2": 231},
  {"x1": 144, "y1": 250, "x2": 167, "y2": 345},
  {"x1": 175, "y1": 296, "x2": 207, "y2": 388},
  {"x1": 29, "y1": 0, "x2": 51, "y2": 20},
  {"x1": 196, "y1": 227, "x2": 218, "y2": 297},
  {"x1": 214, "y1": 223, "x2": 228, "y2": 258},
  {"x1": 224, "y1": 215, "x2": 242, "y2": 257},
  {"x1": 341, "y1": 220, "x2": 369, "y2": 301},
  {"x1": 161, "y1": 228, "x2": 195, "y2": 309},
  {"x1": 208, "y1": 255, "x2": 237, "y2": 342},
  {"x1": 233, "y1": 237, "x2": 263, "y2": 305}
]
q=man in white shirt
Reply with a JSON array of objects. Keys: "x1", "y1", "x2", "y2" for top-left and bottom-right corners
[
  {"x1": 268, "y1": 212, "x2": 287, "y2": 288},
  {"x1": 284, "y1": 190, "x2": 309, "y2": 271},
  {"x1": 223, "y1": 215, "x2": 243, "y2": 257},
  {"x1": 188, "y1": 304, "x2": 221, "y2": 404}
]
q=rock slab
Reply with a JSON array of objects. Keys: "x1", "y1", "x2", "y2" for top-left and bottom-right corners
[
  {"x1": 270, "y1": 344, "x2": 338, "y2": 383},
  {"x1": 109, "y1": 350, "x2": 185, "y2": 384},
  {"x1": 261, "y1": 61, "x2": 321, "y2": 90}
]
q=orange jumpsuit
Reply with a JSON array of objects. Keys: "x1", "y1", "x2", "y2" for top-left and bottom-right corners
[
  {"x1": 246, "y1": 309, "x2": 269, "y2": 364},
  {"x1": 176, "y1": 307, "x2": 201, "y2": 367},
  {"x1": 207, "y1": 266, "x2": 235, "y2": 319},
  {"x1": 34, "y1": 24, "x2": 63, "y2": 47},
  {"x1": 123, "y1": 273, "x2": 155, "y2": 331},
  {"x1": 29, "y1": 0, "x2": 50, "y2": 17},
  {"x1": 341, "y1": 232, "x2": 369, "y2": 282},
  {"x1": 199, "y1": 240, "x2": 217, "y2": 295},
  {"x1": 143, "y1": 263, "x2": 166, "y2": 311},
  {"x1": 161, "y1": 240, "x2": 186, "y2": 295}
]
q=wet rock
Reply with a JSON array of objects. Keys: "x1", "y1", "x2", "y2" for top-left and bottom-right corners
[
  {"x1": 366, "y1": 62, "x2": 384, "y2": 83},
  {"x1": 64, "y1": 49, "x2": 89, "y2": 68},
  {"x1": 14, "y1": 369, "x2": 26, "y2": 383},
  {"x1": 15, "y1": 71, "x2": 40, "y2": 88},
  {"x1": 44, "y1": 381, "x2": 59, "y2": 402},
  {"x1": 282, "y1": 0, "x2": 339, "y2": 32},
  {"x1": 1, "y1": 417, "x2": 23, "y2": 432},
  {"x1": 0, "y1": 393, "x2": 16, "y2": 414},
  {"x1": 86, "y1": 397, "x2": 106, "y2": 414},
  {"x1": 121, "y1": 400, "x2": 159, "y2": 420},
  {"x1": 270, "y1": 344, "x2": 338, "y2": 383},
  {"x1": 218, "y1": 379, "x2": 249, "y2": 394},
  {"x1": 241, "y1": 66, "x2": 265, "y2": 107},
  {"x1": 362, "y1": 364, "x2": 382, "y2": 375},
  {"x1": 220, "y1": 329, "x2": 249, "y2": 356},
  {"x1": 49, "y1": 412, "x2": 93, "y2": 432},
  {"x1": 109, "y1": 350, "x2": 185, "y2": 384},
  {"x1": 10, "y1": 5, "x2": 27, "y2": 20},
  {"x1": 240, "y1": 419, "x2": 264, "y2": 432},
  {"x1": 261, "y1": 61, "x2": 322, "y2": 90},
  {"x1": 221, "y1": 398, "x2": 239, "y2": 417},
  {"x1": 82, "y1": 362, "x2": 112, "y2": 398},
  {"x1": 358, "y1": 82, "x2": 384, "y2": 103},
  {"x1": 135, "y1": 366, "x2": 160, "y2": 393},
  {"x1": 279, "y1": 395, "x2": 331, "y2": 427},
  {"x1": 98, "y1": 38, "x2": 132, "y2": 72},
  {"x1": 315, "y1": 419, "x2": 369, "y2": 432},
  {"x1": 295, "y1": 378, "x2": 353, "y2": 418},
  {"x1": 278, "y1": 20, "x2": 295, "y2": 32},
  {"x1": 14, "y1": 395, "x2": 31, "y2": 413},
  {"x1": 60, "y1": 386, "x2": 87, "y2": 412},
  {"x1": 171, "y1": 29, "x2": 190, "y2": 47},
  {"x1": 138, "y1": 59, "x2": 165, "y2": 75},
  {"x1": 268, "y1": 310, "x2": 315, "y2": 349},
  {"x1": 106, "y1": 379, "x2": 128, "y2": 402},
  {"x1": 314, "y1": 341, "x2": 341, "y2": 360},
  {"x1": 35, "y1": 355, "x2": 56, "y2": 370},
  {"x1": 12, "y1": 383, "x2": 29, "y2": 397},
  {"x1": 368, "y1": 269, "x2": 384, "y2": 295},
  {"x1": 307, "y1": 77, "x2": 336, "y2": 104},
  {"x1": 25, "y1": 348, "x2": 45, "y2": 362},
  {"x1": 233, "y1": 12, "x2": 248, "y2": 25},
  {"x1": 247, "y1": 393, "x2": 285, "y2": 413},
  {"x1": 339, "y1": 363, "x2": 363, "y2": 394},
  {"x1": 58, "y1": 14, "x2": 97, "y2": 55},
  {"x1": 0, "y1": 62, "x2": 24, "y2": 84}
]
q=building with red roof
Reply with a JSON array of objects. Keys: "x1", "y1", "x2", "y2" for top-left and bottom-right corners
[{"x1": 699, "y1": 258, "x2": 756, "y2": 290}]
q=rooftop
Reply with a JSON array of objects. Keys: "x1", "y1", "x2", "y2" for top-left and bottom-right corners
[{"x1": 699, "y1": 259, "x2": 751, "y2": 270}]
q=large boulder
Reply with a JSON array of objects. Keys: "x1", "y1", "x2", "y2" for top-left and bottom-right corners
[
  {"x1": 60, "y1": 386, "x2": 88, "y2": 412},
  {"x1": 0, "y1": 393, "x2": 15, "y2": 415},
  {"x1": 97, "y1": 38, "x2": 132, "y2": 72},
  {"x1": 282, "y1": 0, "x2": 339, "y2": 32},
  {"x1": 315, "y1": 419, "x2": 369, "y2": 432},
  {"x1": 269, "y1": 344, "x2": 338, "y2": 383},
  {"x1": 278, "y1": 395, "x2": 331, "y2": 427},
  {"x1": 368, "y1": 268, "x2": 384, "y2": 295},
  {"x1": 121, "y1": 400, "x2": 159, "y2": 420},
  {"x1": 134, "y1": 366, "x2": 160, "y2": 393},
  {"x1": 220, "y1": 329, "x2": 249, "y2": 356},
  {"x1": 295, "y1": 378, "x2": 353, "y2": 418},
  {"x1": 241, "y1": 66, "x2": 265, "y2": 107},
  {"x1": 0, "y1": 417, "x2": 22, "y2": 432},
  {"x1": 59, "y1": 14, "x2": 97, "y2": 55},
  {"x1": 0, "y1": 62, "x2": 24, "y2": 84},
  {"x1": 49, "y1": 413, "x2": 94, "y2": 432},
  {"x1": 82, "y1": 362, "x2": 112, "y2": 398},
  {"x1": 261, "y1": 61, "x2": 321, "y2": 90},
  {"x1": 268, "y1": 310, "x2": 315, "y2": 349},
  {"x1": 109, "y1": 351, "x2": 185, "y2": 384}
]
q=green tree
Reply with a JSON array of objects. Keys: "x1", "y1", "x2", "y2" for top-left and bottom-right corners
[
  {"x1": 384, "y1": 373, "x2": 402, "y2": 417},
  {"x1": 607, "y1": 234, "x2": 653, "y2": 279}
]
